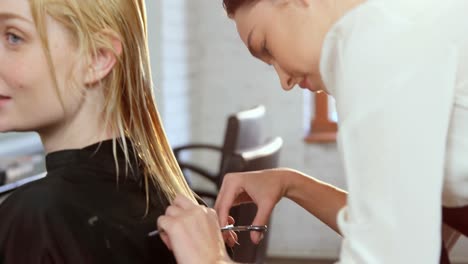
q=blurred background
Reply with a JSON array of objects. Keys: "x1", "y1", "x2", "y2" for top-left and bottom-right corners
[{"x1": 1, "y1": 0, "x2": 467, "y2": 262}]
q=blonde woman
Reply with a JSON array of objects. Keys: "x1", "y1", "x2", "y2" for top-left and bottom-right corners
[{"x1": 0, "y1": 0, "x2": 198, "y2": 263}]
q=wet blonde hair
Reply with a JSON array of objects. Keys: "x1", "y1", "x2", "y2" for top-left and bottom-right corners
[{"x1": 28, "y1": 0, "x2": 196, "y2": 206}]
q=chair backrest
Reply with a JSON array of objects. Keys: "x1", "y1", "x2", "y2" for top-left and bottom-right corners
[
  {"x1": 0, "y1": 170, "x2": 6, "y2": 186},
  {"x1": 0, "y1": 173, "x2": 46, "y2": 203},
  {"x1": 217, "y1": 105, "x2": 266, "y2": 186},
  {"x1": 222, "y1": 137, "x2": 283, "y2": 264}
]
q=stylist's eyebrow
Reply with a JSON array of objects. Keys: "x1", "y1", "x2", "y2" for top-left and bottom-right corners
[
  {"x1": 247, "y1": 27, "x2": 261, "y2": 59},
  {"x1": 0, "y1": 12, "x2": 33, "y2": 24}
]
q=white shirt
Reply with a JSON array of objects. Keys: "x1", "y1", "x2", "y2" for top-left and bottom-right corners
[{"x1": 320, "y1": 0, "x2": 468, "y2": 263}]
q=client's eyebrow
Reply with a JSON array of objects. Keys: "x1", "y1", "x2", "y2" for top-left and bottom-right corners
[
  {"x1": 0, "y1": 12, "x2": 33, "y2": 24},
  {"x1": 247, "y1": 27, "x2": 261, "y2": 59}
]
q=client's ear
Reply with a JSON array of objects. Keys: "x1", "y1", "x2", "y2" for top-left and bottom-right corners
[{"x1": 84, "y1": 31, "x2": 123, "y2": 85}]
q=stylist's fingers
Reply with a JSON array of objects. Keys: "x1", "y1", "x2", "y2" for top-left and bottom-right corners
[
  {"x1": 227, "y1": 216, "x2": 235, "y2": 225},
  {"x1": 166, "y1": 194, "x2": 241, "y2": 247},
  {"x1": 223, "y1": 230, "x2": 238, "y2": 247},
  {"x1": 250, "y1": 201, "x2": 274, "y2": 244},
  {"x1": 158, "y1": 194, "x2": 197, "y2": 250},
  {"x1": 222, "y1": 216, "x2": 238, "y2": 247},
  {"x1": 157, "y1": 215, "x2": 173, "y2": 250},
  {"x1": 165, "y1": 204, "x2": 183, "y2": 217},
  {"x1": 157, "y1": 203, "x2": 231, "y2": 263},
  {"x1": 165, "y1": 194, "x2": 195, "y2": 218},
  {"x1": 172, "y1": 194, "x2": 197, "y2": 209},
  {"x1": 215, "y1": 173, "x2": 245, "y2": 226}
]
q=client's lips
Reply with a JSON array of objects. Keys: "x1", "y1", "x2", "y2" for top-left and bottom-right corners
[{"x1": 0, "y1": 95, "x2": 12, "y2": 101}]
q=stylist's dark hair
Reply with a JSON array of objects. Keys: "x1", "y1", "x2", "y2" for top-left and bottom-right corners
[{"x1": 223, "y1": 0, "x2": 257, "y2": 17}]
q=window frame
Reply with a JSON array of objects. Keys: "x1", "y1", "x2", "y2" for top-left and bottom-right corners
[{"x1": 305, "y1": 92, "x2": 337, "y2": 143}]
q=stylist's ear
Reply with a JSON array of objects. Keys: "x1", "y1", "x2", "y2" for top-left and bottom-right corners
[{"x1": 84, "y1": 31, "x2": 122, "y2": 85}]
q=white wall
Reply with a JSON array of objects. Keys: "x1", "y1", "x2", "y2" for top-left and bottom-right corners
[{"x1": 147, "y1": 0, "x2": 468, "y2": 261}]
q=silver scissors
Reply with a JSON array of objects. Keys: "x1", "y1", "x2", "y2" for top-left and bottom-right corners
[
  {"x1": 220, "y1": 224, "x2": 268, "y2": 232},
  {"x1": 147, "y1": 225, "x2": 268, "y2": 237}
]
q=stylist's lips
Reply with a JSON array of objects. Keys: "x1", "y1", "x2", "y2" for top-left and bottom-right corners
[{"x1": 299, "y1": 78, "x2": 317, "y2": 92}]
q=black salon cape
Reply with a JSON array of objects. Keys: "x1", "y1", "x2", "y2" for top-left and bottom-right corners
[{"x1": 0, "y1": 140, "x2": 176, "y2": 264}]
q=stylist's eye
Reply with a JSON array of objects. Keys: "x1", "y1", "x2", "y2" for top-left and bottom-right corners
[{"x1": 5, "y1": 32, "x2": 23, "y2": 46}]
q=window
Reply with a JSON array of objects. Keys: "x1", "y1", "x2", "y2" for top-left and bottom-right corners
[
  {"x1": 0, "y1": 132, "x2": 43, "y2": 157},
  {"x1": 305, "y1": 92, "x2": 337, "y2": 143}
]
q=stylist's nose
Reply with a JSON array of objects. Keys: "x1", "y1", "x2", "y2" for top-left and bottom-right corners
[{"x1": 273, "y1": 63, "x2": 294, "y2": 91}]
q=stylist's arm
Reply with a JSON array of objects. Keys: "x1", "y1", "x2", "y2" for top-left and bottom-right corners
[
  {"x1": 157, "y1": 195, "x2": 234, "y2": 264},
  {"x1": 215, "y1": 168, "x2": 347, "y2": 244}
]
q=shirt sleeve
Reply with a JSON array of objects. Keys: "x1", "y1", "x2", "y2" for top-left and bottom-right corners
[{"x1": 322, "y1": 14, "x2": 459, "y2": 263}]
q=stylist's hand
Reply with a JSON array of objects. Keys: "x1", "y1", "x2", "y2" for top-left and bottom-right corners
[
  {"x1": 215, "y1": 168, "x2": 294, "y2": 244},
  {"x1": 157, "y1": 195, "x2": 233, "y2": 264}
]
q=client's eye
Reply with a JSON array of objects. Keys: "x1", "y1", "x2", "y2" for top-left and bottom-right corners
[{"x1": 6, "y1": 32, "x2": 23, "y2": 46}]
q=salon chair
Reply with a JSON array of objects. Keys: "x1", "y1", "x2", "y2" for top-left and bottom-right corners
[
  {"x1": 173, "y1": 105, "x2": 282, "y2": 263},
  {"x1": 173, "y1": 105, "x2": 266, "y2": 201},
  {"x1": 225, "y1": 137, "x2": 283, "y2": 264},
  {"x1": 0, "y1": 173, "x2": 46, "y2": 203}
]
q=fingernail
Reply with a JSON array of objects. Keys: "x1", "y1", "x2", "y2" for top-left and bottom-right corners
[
  {"x1": 230, "y1": 234, "x2": 239, "y2": 246},
  {"x1": 255, "y1": 233, "x2": 264, "y2": 244},
  {"x1": 230, "y1": 240, "x2": 238, "y2": 247}
]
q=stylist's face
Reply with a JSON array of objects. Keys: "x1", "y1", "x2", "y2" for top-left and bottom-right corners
[
  {"x1": 0, "y1": 0, "x2": 84, "y2": 133},
  {"x1": 233, "y1": 0, "x2": 333, "y2": 92}
]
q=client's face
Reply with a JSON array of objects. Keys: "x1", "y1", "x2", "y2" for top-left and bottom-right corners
[{"x1": 0, "y1": 0, "x2": 84, "y2": 134}]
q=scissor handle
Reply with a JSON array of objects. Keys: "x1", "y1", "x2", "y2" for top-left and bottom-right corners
[
  {"x1": 148, "y1": 224, "x2": 268, "y2": 237},
  {"x1": 220, "y1": 225, "x2": 268, "y2": 232}
]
